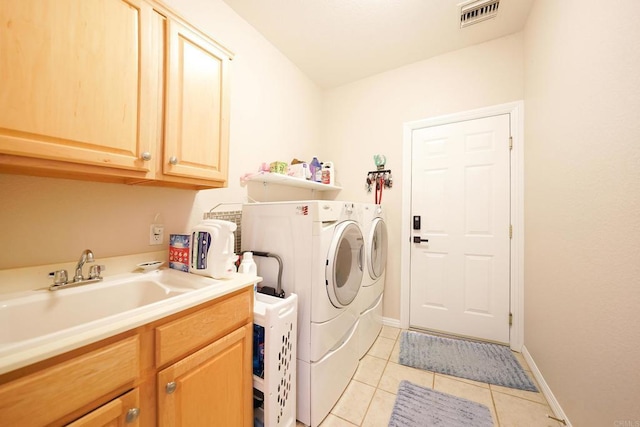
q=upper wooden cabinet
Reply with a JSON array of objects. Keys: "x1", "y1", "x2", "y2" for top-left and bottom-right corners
[
  {"x1": 0, "y1": 0, "x2": 233, "y2": 189},
  {"x1": 163, "y1": 19, "x2": 230, "y2": 183},
  {"x1": 0, "y1": 0, "x2": 154, "y2": 173}
]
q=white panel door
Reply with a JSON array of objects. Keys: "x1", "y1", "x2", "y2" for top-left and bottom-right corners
[{"x1": 409, "y1": 114, "x2": 511, "y2": 343}]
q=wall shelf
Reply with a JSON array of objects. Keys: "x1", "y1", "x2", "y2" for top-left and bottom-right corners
[{"x1": 245, "y1": 172, "x2": 342, "y2": 191}]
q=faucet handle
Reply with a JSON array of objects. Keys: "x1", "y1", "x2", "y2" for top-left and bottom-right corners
[
  {"x1": 49, "y1": 270, "x2": 68, "y2": 286},
  {"x1": 89, "y1": 265, "x2": 106, "y2": 280}
]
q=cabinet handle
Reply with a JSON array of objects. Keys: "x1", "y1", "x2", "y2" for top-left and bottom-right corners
[
  {"x1": 166, "y1": 381, "x2": 177, "y2": 394},
  {"x1": 141, "y1": 152, "x2": 152, "y2": 161},
  {"x1": 169, "y1": 156, "x2": 178, "y2": 165},
  {"x1": 125, "y1": 407, "x2": 140, "y2": 423}
]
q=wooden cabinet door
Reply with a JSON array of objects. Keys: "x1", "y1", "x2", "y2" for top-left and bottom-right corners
[
  {"x1": 163, "y1": 19, "x2": 231, "y2": 185},
  {"x1": 0, "y1": 336, "x2": 139, "y2": 426},
  {"x1": 67, "y1": 389, "x2": 140, "y2": 427},
  {"x1": 157, "y1": 323, "x2": 252, "y2": 427},
  {"x1": 0, "y1": 0, "x2": 155, "y2": 174}
]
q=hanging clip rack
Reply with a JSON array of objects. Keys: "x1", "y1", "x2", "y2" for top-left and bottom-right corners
[
  {"x1": 365, "y1": 169, "x2": 393, "y2": 191},
  {"x1": 366, "y1": 169, "x2": 392, "y2": 204}
]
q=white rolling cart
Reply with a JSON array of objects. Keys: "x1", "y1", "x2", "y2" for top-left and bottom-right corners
[{"x1": 253, "y1": 292, "x2": 298, "y2": 427}]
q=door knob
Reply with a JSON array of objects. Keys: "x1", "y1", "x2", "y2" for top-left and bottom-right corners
[
  {"x1": 141, "y1": 151, "x2": 152, "y2": 161},
  {"x1": 413, "y1": 236, "x2": 429, "y2": 243},
  {"x1": 169, "y1": 156, "x2": 178, "y2": 165}
]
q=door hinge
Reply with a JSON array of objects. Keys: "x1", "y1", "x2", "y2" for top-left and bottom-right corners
[
  {"x1": 509, "y1": 313, "x2": 513, "y2": 326},
  {"x1": 509, "y1": 136, "x2": 513, "y2": 150},
  {"x1": 509, "y1": 225, "x2": 513, "y2": 239}
]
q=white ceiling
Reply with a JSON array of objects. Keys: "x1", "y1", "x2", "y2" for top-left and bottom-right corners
[{"x1": 221, "y1": 0, "x2": 535, "y2": 88}]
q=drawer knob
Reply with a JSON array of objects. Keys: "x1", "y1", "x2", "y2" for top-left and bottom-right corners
[
  {"x1": 141, "y1": 152, "x2": 152, "y2": 161},
  {"x1": 166, "y1": 381, "x2": 177, "y2": 394},
  {"x1": 125, "y1": 407, "x2": 140, "y2": 423},
  {"x1": 169, "y1": 156, "x2": 178, "y2": 165}
]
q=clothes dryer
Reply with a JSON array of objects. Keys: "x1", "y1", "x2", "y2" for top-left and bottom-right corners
[
  {"x1": 242, "y1": 201, "x2": 364, "y2": 427},
  {"x1": 355, "y1": 203, "x2": 388, "y2": 359}
]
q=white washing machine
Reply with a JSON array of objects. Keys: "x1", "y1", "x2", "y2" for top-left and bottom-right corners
[
  {"x1": 355, "y1": 203, "x2": 388, "y2": 359},
  {"x1": 242, "y1": 201, "x2": 364, "y2": 427}
]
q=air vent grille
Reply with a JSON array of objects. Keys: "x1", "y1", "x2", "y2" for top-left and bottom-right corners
[{"x1": 460, "y1": 0, "x2": 500, "y2": 28}]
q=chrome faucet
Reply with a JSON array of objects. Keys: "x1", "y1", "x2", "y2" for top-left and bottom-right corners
[
  {"x1": 73, "y1": 249, "x2": 95, "y2": 282},
  {"x1": 49, "y1": 249, "x2": 105, "y2": 291}
]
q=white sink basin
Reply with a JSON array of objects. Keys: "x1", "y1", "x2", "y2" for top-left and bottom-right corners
[
  {"x1": 0, "y1": 269, "x2": 214, "y2": 345},
  {"x1": 0, "y1": 269, "x2": 259, "y2": 375}
]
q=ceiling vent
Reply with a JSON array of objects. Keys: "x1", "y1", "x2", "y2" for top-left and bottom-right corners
[{"x1": 459, "y1": 0, "x2": 500, "y2": 28}]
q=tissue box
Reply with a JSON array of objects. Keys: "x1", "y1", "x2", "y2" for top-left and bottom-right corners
[
  {"x1": 169, "y1": 234, "x2": 190, "y2": 272},
  {"x1": 287, "y1": 163, "x2": 311, "y2": 179},
  {"x1": 269, "y1": 161, "x2": 287, "y2": 174}
]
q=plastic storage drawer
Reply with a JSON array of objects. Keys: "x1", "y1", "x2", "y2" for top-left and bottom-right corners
[{"x1": 253, "y1": 292, "x2": 298, "y2": 427}]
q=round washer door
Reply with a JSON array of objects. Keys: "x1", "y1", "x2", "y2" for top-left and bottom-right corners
[
  {"x1": 326, "y1": 220, "x2": 364, "y2": 308},
  {"x1": 367, "y1": 218, "x2": 388, "y2": 280}
]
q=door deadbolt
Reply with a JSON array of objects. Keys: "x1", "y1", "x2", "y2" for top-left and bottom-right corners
[{"x1": 413, "y1": 216, "x2": 421, "y2": 230}]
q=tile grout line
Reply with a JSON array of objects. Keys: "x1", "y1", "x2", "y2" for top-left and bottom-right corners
[
  {"x1": 362, "y1": 330, "x2": 400, "y2": 426},
  {"x1": 335, "y1": 331, "x2": 396, "y2": 427},
  {"x1": 488, "y1": 384, "x2": 502, "y2": 427}
]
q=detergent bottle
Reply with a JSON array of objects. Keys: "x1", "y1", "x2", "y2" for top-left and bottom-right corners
[{"x1": 309, "y1": 156, "x2": 322, "y2": 182}]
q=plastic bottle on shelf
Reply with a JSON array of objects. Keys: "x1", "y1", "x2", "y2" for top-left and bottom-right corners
[
  {"x1": 322, "y1": 162, "x2": 334, "y2": 185},
  {"x1": 309, "y1": 156, "x2": 322, "y2": 182},
  {"x1": 315, "y1": 162, "x2": 324, "y2": 182},
  {"x1": 239, "y1": 251, "x2": 258, "y2": 293}
]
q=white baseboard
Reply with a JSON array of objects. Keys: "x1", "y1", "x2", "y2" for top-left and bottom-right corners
[
  {"x1": 382, "y1": 317, "x2": 401, "y2": 328},
  {"x1": 521, "y1": 345, "x2": 572, "y2": 426}
]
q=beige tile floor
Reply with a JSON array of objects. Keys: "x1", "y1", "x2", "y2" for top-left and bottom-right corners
[{"x1": 298, "y1": 326, "x2": 564, "y2": 427}]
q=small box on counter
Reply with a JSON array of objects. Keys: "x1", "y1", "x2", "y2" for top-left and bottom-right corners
[{"x1": 169, "y1": 234, "x2": 190, "y2": 272}]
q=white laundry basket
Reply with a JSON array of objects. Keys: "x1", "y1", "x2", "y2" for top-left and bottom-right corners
[{"x1": 253, "y1": 292, "x2": 298, "y2": 427}]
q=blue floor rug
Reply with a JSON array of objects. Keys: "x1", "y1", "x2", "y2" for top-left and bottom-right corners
[
  {"x1": 389, "y1": 380, "x2": 494, "y2": 427},
  {"x1": 399, "y1": 331, "x2": 537, "y2": 392}
]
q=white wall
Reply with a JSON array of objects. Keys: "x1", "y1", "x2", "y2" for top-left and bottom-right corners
[
  {"x1": 0, "y1": 0, "x2": 322, "y2": 273},
  {"x1": 523, "y1": 0, "x2": 640, "y2": 425},
  {"x1": 323, "y1": 33, "x2": 525, "y2": 320}
]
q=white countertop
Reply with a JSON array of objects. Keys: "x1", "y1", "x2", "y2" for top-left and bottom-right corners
[{"x1": 0, "y1": 270, "x2": 260, "y2": 375}]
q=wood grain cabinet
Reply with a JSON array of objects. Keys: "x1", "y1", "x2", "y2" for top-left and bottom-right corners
[
  {"x1": 67, "y1": 389, "x2": 141, "y2": 427},
  {"x1": 0, "y1": 0, "x2": 232, "y2": 189},
  {"x1": 155, "y1": 288, "x2": 253, "y2": 426},
  {"x1": 157, "y1": 324, "x2": 253, "y2": 426},
  {"x1": 162, "y1": 19, "x2": 231, "y2": 184},
  {"x1": 0, "y1": 335, "x2": 140, "y2": 426},
  {"x1": 0, "y1": 287, "x2": 253, "y2": 427}
]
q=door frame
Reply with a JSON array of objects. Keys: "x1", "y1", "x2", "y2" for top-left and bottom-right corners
[{"x1": 400, "y1": 101, "x2": 524, "y2": 351}]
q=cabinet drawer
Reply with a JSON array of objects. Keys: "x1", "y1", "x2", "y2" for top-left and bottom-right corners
[
  {"x1": 0, "y1": 335, "x2": 139, "y2": 426},
  {"x1": 155, "y1": 289, "x2": 252, "y2": 366},
  {"x1": 67, "y1": 388, "x2": 140, "y2": 427}
]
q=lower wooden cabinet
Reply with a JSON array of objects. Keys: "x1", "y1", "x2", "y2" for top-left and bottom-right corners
[
  {"x1": 67, "y1": 389, "x2": 140, "y2": 427},
  {"x1": 157, "y1": 323, "x2": 253, "y2": 426},
  {"x1": 0, "y1": 287, "x2": 253, "y2": 427},
  {"x1": 0, "y1": 336, "x2": 139, "y2": 426}
]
